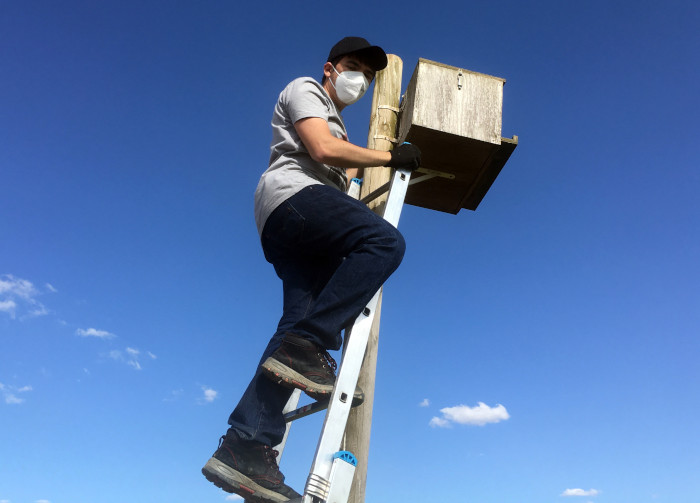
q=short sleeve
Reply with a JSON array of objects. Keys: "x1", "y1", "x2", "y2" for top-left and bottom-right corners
[{"x1": 283, "y1": 78, "x2": 331, "y2": 124}]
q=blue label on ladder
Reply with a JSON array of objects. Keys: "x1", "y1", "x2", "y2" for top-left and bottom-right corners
[{"x1": 333, "y1": 451, "x2": 357, "y2": 466}]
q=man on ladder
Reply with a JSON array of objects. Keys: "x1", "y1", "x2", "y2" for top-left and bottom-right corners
[{"x1": 202, "y1": 36, "x2": 421, "y2": 502}]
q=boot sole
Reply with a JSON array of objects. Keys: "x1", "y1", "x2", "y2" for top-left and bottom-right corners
[
  {"x1": 202, "y1": 457, "x2": 294, "y2": 503},
  {"x1": 262, "y1": 357, "x2": 364, "y2": 405},
  {"x1": 261, "y1": 357, "x2": 334, "y2": 400}
]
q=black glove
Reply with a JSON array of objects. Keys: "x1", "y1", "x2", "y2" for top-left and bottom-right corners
[{"x1": 387, "y1": 142, "x2": 421, "y2": 171}]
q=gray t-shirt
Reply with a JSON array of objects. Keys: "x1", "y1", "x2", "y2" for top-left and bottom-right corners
[{"x1": 254, "y1": 77, "x2": 348, "y2": 235}]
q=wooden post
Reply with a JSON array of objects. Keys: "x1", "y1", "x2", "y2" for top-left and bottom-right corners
[{"x1": 342, "y1": 54, "x2": 402, "y2": 503}]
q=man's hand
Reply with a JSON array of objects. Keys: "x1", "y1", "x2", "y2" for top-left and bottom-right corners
[{"x1": 387, "y1": 142, "x2": 421, "y2": 171}]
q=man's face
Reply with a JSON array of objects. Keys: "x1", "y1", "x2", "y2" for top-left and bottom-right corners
[
  {"x1": 324, "y1": 55, "x2": 375, "y2": 85},
  {"x1": 334, "y1": 55, "x2": 375, "y2": 83},
  {"x1": 322, "y1": 54, "x2": 376, "y2": 109}
]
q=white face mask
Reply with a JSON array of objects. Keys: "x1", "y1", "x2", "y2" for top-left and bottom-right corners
[{"x1": 330, "y1": 65, "x2": 369, "y2": 105}]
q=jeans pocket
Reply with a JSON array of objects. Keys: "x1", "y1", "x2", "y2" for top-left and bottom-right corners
[{"x1": 262, "y1": 200, "x2": 306, "y2": 258}]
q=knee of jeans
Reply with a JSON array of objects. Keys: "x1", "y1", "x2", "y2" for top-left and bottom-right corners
[
  {"x1": 377, "y1": 225, "x2": 405, "y2": 269},
  {"x1": 392, "y1": 228, "x2": 406, "y2": 265},
  {"x1": 362, "y1": 220, "x2": 406, "y2": 264}
]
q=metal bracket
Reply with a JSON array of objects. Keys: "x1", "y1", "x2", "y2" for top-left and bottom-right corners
[
  {"x1": 409, "y1": 167, "x2": 456, "y2": 186},
  {"x1": 359, "y1": 167, "x2": 455, "y2": 206}
]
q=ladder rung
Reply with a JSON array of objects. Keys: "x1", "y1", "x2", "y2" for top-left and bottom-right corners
[
  {"x1": 284, "y1": 392, "x2": 364, "y2": 423},
  {"x1": 284, "y1": 399, "x2": 330, "y2": 423},
  {"x1": 359, "y1": 180, "x2": 391, "y2": 204}
]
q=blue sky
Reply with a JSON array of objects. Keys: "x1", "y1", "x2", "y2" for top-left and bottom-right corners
[{"x1": 2, "y1": 1, "x2": 699, "y2": 502}]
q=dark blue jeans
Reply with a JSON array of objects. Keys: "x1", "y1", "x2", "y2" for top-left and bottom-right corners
[{"x1": 228, "y1": 184, "x2": 406, "y2": 446}]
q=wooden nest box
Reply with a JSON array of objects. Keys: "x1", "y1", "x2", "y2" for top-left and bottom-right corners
[{"x1": 398, "y1": 58, "x2": 518, "y2": 213}]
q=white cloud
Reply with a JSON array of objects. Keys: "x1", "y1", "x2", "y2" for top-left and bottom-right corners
[
  {"x1": 76, "y1": 327, "x2": 115, "y2": 339},
  {"x1": 1, "y1": 382, "x2": 33, "y2": 405},
  {"x1": 107, "y1": 347, "x2": 154, "y2": 371},
  {"x1": 419, "y1": 398, "x2": 430, "y2": 407},
  {"x1": 0, "y1": 299, "x2": 17, "y2": 316},
  {"x1": 5, "y1": 394, "x2": 24, "y2": 405},
  {"x1": 225, "y1": 495, "x2": 244, "y2": 501},
  {"x1": 29, "y1": 305, "x2": 49, "y2": 317},
  {"x1": 429, "y1": 416, "x2": 450, "y2": 427},
  {"x1": 45, "y1": 283, "x2": 58, "y2": 293},
  {"x1": 125, "y1": 348, "x2": 141, "y2": 369},
  {"x1": 430, "y1": 402, "x2": 510, "y2": 427},
  {"x1": 201, "y1": 387, "x2": 218, "y2": 403},
  {"x1": 0, "y1": 274, "x2": 52, "y2": 319},
  {"x1": 36, "y1": 500, "x2": 51, "y2": 503},
  {"x1": 0, "y1": 274, "x2": 37, "y2": 298},
  {"x1": 561, "y1": 489, "x2": 600, "y2": 497},
  {"x1": 163, "y1": 389, "x2": 184, "y2": 402}
]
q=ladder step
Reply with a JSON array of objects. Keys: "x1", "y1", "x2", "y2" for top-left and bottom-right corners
[
  {"x1": 284, "y1": 391, "x2": 365, "y2": 423},
  {"x1": 284, "y1": 399, "x2": 329, "y2": 422}
]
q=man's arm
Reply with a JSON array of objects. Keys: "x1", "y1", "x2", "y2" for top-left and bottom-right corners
[{"x1": 295, "y1": 117, "x2": 392, "y2": 169}]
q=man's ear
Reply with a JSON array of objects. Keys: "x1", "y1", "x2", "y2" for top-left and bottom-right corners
[{"x1": 323, "y1": 61, "x2": 335, "y2": 81}]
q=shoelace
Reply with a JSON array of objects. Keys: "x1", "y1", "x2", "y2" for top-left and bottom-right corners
[
  {"x1": 317, "y1": 349, "x2": 337, "y2": 374},
  {"x1": 263, "y1": 445, "x2": 283, "y2": 476},
  {"x1": 264, "y1": 446, "x2": 280, "y2": 462}
]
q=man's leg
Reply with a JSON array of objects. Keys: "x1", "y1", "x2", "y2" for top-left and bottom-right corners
[
  {"x1": 204, "y1": 185, "x2": 404, "y2": 500},
  {"x1": 204, "y1": 213, "x2": 341, "y2": 502},
  {"x1": 227, "y1": 254, "x2": 340, "y2": 446},
  {"x1": 261, "y1": 184, "x2": 405, "y2": 398},
  {"x1": 263, "y1": 184, "x2": 406, "y2": 350}
]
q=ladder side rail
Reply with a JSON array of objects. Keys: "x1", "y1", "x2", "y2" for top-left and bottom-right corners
[
  {"x1": 274, "y1": 388, "x2": 302, "y2": 461},
  {"x1": 381, "y1": 168, "x2": 411, "y2": 227},
  {"x1": 302, "y1": 292, "x2": 380, "y2": 502}
]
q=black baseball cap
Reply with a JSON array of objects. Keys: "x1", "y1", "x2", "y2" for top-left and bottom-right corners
[{"x1": 327, "y1": 37, "x2": 388, "y2": 71}]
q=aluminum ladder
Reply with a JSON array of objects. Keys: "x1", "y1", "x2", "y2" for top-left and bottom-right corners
[{"x1": 274, "y1": 165, "x2": 436, "y2": 503}]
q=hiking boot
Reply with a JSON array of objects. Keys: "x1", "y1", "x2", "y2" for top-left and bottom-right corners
[
  {"x1": 202, "y1": 429, "x2": 301, "y2": 503},
  {"x1": 261, "y1": 333, "x2": 364, "y2": 404}
]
